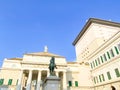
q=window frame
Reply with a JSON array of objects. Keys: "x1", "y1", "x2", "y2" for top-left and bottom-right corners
[
  {"x1": 68, "y1": 81, "x2": 72, "y2": 87},
  {"x1": 8, "y1": 79, "x2": 12, "y2": 85},
  {"x1": 114, "y1": 46, "x2": 119, "y2": 54},
  {"x1": 115, "y1": 68, "x2": 120, "y2": 77},
  {"x1": 110, "y1": 49, "x2": 114, "y2": 57},
  {"x1": 107, "y1": 71, "x2": 112, "y2": 80},
  {"x1": 75, "y1": 81, "x2": 78, "y2": 87},
  {"x1": 0, "y1": 79, "x2": 4, "y2": 85}
]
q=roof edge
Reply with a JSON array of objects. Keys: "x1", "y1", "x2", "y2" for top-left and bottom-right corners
[{"x1": 72, "y1": 18, "x2": 120, "y2": 46}]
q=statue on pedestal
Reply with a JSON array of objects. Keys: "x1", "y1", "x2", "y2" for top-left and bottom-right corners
[{"x1": 49, "y1": 57, "x2": 57, "y2": 76}]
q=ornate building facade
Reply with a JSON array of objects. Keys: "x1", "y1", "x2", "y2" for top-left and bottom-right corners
[{"x1": 0, "y1": 18, "x2": 120, "y2": 90}]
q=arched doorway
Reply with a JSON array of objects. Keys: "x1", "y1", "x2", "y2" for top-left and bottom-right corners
[{"x1": 111, "y1": 86, "x2": 116, "y2": 90}]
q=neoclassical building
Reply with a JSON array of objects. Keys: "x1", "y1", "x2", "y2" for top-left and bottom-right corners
[
  {"x1": 0, "y1": 18, "x2": 120, "y2": 90},
  {"x1": 0, "y1": 47, "x2": 80, "y2": 90}
]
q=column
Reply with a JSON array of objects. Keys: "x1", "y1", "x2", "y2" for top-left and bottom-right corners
[
  {"x1": 63, "y1": 71, "x2": 67, "y2": 90},
  {"x1": 16, "y1": 70, "x2": 23, "y2": 90},
  {"x1": 36, "y1": 70, "x2": 41, "y2": 90},
  {"x1": 26, "y1": 70, "x2": 32, "y2": 90}
]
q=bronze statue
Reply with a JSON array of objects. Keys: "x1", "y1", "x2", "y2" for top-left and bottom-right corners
[{"x1": 49, "y1": 57, "x2": 57, "y2": 76}]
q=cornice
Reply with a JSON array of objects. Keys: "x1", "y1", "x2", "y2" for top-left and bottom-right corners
[{"x1": 73, "y1": 18, "x2": 120, "y2": 46}]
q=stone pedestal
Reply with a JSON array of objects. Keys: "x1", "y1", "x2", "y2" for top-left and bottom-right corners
[{"x1": 42, "y1": 76, "x2": 60, "y2": 90}]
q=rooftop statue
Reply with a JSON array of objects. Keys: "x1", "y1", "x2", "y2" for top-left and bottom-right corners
[{"x1": 49, "y1": 57, "x2": 57, "y2": 76}]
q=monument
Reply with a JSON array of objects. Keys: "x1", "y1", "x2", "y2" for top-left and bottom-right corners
[{"x1": 42, "y1": 57, "x2": 60, "y2": 90}]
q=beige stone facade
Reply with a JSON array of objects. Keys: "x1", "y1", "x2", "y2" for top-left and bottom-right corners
[
  {"x1": 73, "y1": 18, "x2": 120, "y2": 90},
  {"x1": 0, "y1": 18, "x2": 120, "y2": 90}
]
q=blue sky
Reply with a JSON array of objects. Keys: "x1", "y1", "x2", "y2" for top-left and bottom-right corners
[{"x1": 0, "y1": 0, "x2": 120, "y2": 66}]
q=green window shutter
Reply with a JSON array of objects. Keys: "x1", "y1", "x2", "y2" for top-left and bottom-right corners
[
  {"x1": 115, "y1": 68, "x2": 120, "y2": 77},
  {"x1": 90, "y1": 63, "x2": 93, "y2": 69},
  {"x1": 110, "y1": 49, "x2": 114, "y2": 57},
  {"x1": 93, "y1": 77, "x2": 96, "y2": 84},
  {"x1": 95, "y1": 60, "x2": 98, "y2": 66},
  {"x1": 0, "y1": 79, "x2": 4, "y2": 85},
  {"x1": 75, "y1": 81, "x2": 78, "y2": 87},
  {"x1": 114, "y1": 46, "x2": 119, "y2": 54},
  {"x1": 68, "y1": 81, "x2": 72, "y2": 87},
  {"x1": 16, "y1": 79, "x2": 18, "y2": 85},
  {"x1": 103, "y1": 54, "x2": 107, "y2": 61},
  {"x1": 8, "y1": 79, "x2": 12, "y2": 85},
  {"x1": 101, "y1": 74, "x2": 105, "y2": 81},
  {"x1": 93, "y1": 61, "x2": 95, "y2": 67},
  {"x1": 107, "y1": 52, "x2": 110, "y2": 59},
  {"x1": 107, "y1": 72, "x2": 111, "y2": 80},
  {"x1": 100, "y1": 56, "x2": 104, "y2": 63},
  {"x1": 99, "y1": 75, "x2": 102, "y2": 82}
]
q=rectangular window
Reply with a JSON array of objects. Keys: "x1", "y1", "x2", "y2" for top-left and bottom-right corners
[
  {"x1": 90, "y1": 63, "x2": 93, "y2": 69},
  {"x1": 16, "y1": 79, "x2": 18, "y2": 85},
  {"x1": 107, "y1": 72, "x2": 112, "y2": 80},
  {"x1": 107, "y1": 51, "x2": 111, "y2": 59},
  {"x1": 95, "y1": 60, "x2": 98, "y2": 66},
  {"x1": 99, "y1": 75, "x2": 102, "y2": 82},
  {"x1": 100, "y1": 56, "x2": 104, "y2": 63},
  {"x1": 93, "y1": 61, "x2": 95, "y2": 67},
  {"x1": 103, "y1": 54, "x2": 107, "y2": 61},
  {"x1": 93, "y1": 77, "x2": 96, "y2": 84},
  {"x1": 75, "y1": 81, "x2": 78, "y2": 87},
  {"x1": 101, "y1": 74, "x2": 105, "y2": 81},
  {"x1": 115, "y1": 68, "x2": 120, "y2": 77},
  {"x1": 68, "y1": 81, "x2": 72, "y2": 87},
  {"x1": 110, "y1": 49, "x2": 114, "y2": 57},
  {"x1": 97, "y1": 58, "x2": 101, "y2": 65},
  {"x1": 0, "y1": 79, "x2": 4, "y2": 85},
  {"x1": 114, "y1": 46, "x2": 119, "y2": 54},
  {"x1": 96, "y1": 76, "x2": 99, "y2": 83},
  {"x1": 8, "y1": 79, "x2": 12, "y2": 85}
]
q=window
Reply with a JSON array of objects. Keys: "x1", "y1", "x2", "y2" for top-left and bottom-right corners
[
  {"x1": 93, "y1": 61, "x2": 95, "y2": 67},
  {"x1": 68, "y1": 81, "x2": 72, "y2": 87},
  {"x1": 95, "y1": 60, "x2": 98, "y2": 66},
  {"x1": 16, "y1": 79, "x2": 18, "y2": 85},
  {"x1": 110, "y1": 49, "x2": 114, "y2": 57},
  {"x1": 115, "y1": 68, "x2": 120, "y2": 77},
  {"x1": 107, "y1": 72, "x2": 111, "y2": 80},
  {"x1": 103, "y1": 54, "x2": 107, "y2": 61},
  {"x1": 8, "y1": 79, "x2": 12, "y2": 85},
  {"x1": 101, "y1": 74, "x2": 105, "y2": 81},
  {"x1": 100, "y1": 56, "x2": 104, "y2": 63},
  {"x1": 93, "y1": 77, "x2": 96, "y2": 84},
  {"x1": 90, "y1": 63, "x2": 93, "y2": 69},
  {"x1": 0, "y1": 79, "x2": 4, "y2": 85},
  {"x1": 107, "y1": 51, "x2": 110, "y2": 59},
  {"x1": 94, "y1": 76, "x2": 99, "y2": 84},
  {"x1": 96, "y1": 76, "x2": 99, "y2": 83},
  {"x1": 99, "y1": 75, "x2": 102, "y2": 82},
  {"x1": 97, "y1": 58, "x2": 101, "y2": 65},
  {"x1": 75, "y1": 81, "x2": 78, "y2": 87},
  {"x1": 114, "y1": 46, "x2": 119, "y2": 54}
]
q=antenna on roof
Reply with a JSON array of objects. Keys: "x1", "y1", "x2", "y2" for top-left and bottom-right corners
[{"x1": 44, "y1": 45, "x2": 48, "y2": 52}]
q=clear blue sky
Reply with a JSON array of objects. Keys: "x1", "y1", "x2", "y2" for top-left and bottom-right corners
[{"x1": 0, "y1": 0, "x2": 120, "y2": 66}]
